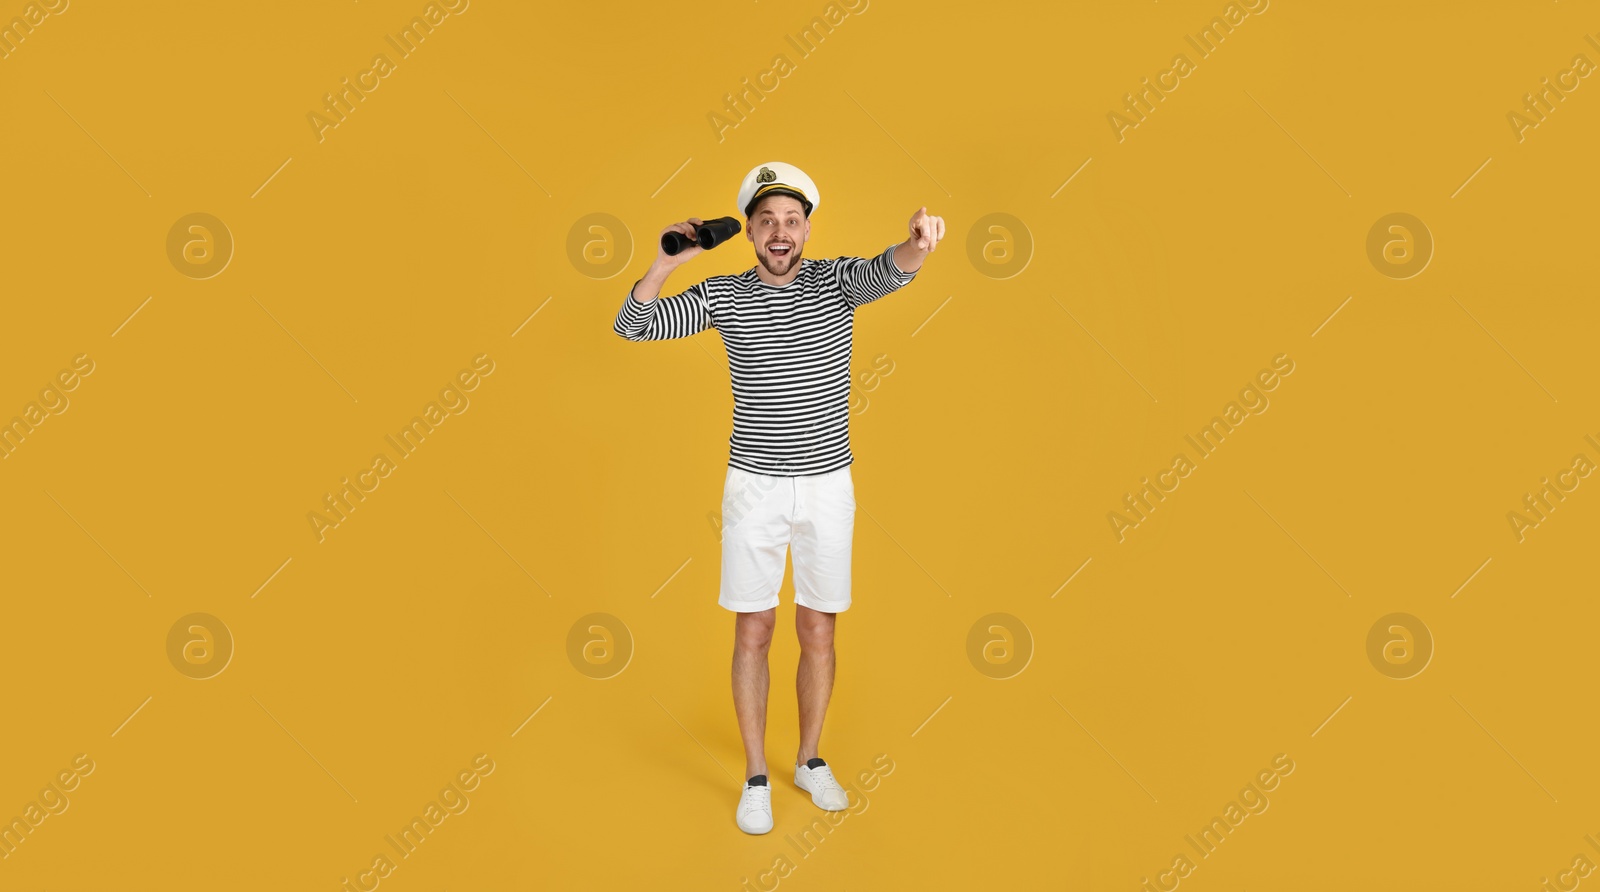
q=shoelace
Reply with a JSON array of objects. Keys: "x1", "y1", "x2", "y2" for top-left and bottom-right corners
[
  {"x1": 741, "y1": 785, "x2": 771, "y2": 813},
  {"x1": 806, "y1": 765, "x2": 844, "y2": 794}
]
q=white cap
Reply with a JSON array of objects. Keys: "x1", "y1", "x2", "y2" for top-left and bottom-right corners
[{"x1": 735, "y1": 162, "x2": 819, "y2": 218}]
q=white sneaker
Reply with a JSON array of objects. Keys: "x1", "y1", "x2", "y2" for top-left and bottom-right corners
[
  {"x1": 794, "y1": 758, "x2": 849, "y2": 811},
  {"x1": 736, "y1": 778, "x2": 773, "y2": 834}
]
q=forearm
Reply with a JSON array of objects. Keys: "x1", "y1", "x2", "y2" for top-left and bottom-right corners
[
  {"x1": 614, "y1": 269, "x2": 712, "y2": 341},
  {"x1": 630, "y1": 261, "x2": 676, "y2": 303},
  {"x1": 839, "y1": 244, "x2": 919, "y2": 309}
]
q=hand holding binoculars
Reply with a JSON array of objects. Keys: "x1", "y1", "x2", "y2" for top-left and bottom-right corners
[{"x1": 661, "y1": 216, "x2": 742, "y2": 255}]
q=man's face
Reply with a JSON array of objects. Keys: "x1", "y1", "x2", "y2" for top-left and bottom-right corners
[{"x1": 746, "y1": 195, "x2": 810, "y2": 277}]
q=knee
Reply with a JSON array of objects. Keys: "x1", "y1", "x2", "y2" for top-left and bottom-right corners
[
  {"x1": 796, "y1": 621, "x2": 834, "y2": 653},
  {"x1": 735, "y1": 613, "x2": 775, "y2": 653}
]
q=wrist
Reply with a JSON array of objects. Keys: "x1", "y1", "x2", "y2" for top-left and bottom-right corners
[
  {"x1": 892, "y1": 241, "x2": 924, "y2": 274},
  {"x1": 642, "y1": 260, "x2": 672, "y2": 282}
]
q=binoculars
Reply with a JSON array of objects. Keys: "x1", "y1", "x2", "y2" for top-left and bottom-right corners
[{"x1": 662, "y1": 216, "x2": 742, "y2": 255}]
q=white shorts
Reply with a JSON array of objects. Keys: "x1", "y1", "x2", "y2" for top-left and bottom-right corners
[{"x1": 719, "y1": 464, "x2": 855, "y2": 613}]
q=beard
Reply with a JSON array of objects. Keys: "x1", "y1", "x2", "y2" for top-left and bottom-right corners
[{"x1": 756, "y1": 240, "x2": 802, "y2": 277}]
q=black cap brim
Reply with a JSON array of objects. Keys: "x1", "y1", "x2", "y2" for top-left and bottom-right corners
[{"x1": 744, "y1": 187, "x2": 813, "y2": 218}]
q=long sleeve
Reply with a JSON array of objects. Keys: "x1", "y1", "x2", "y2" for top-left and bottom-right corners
[
  {"x1": 833, "y1": 243, "x2": 917, "y2": 310},
  {"x1": 613, "y1": 280, "x2": 714, "y2": 341}
]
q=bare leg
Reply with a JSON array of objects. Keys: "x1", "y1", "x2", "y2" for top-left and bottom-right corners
[
  {"x1": 732, "y1": 608, "x2": 776, "y2": 779},
  {"x1": 794, "y1": 604, "x2": 837, "y2": 766}
]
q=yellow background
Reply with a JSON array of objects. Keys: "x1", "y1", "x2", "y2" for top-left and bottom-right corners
[{"x1": 2, "y1": 0, "x2": 1597, "y2": 888}]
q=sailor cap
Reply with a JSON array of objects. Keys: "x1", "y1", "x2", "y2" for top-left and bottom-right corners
[{"x1": 736, "y1": 162, "x2": 819, "y2": 218}]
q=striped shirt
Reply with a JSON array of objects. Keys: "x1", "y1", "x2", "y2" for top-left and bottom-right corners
[{"x1": 614, "y1": 243, "x2": 917, "y2": 476}]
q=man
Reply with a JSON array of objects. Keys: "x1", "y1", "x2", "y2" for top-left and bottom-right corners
[{"x1": 612, "y1": 162, "x2": 944, "y2": 834}]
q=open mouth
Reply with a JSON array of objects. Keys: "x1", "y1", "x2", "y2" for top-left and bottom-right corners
[{"x1": 768, "y1": 243, "x2": 792, "y2": 257}]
